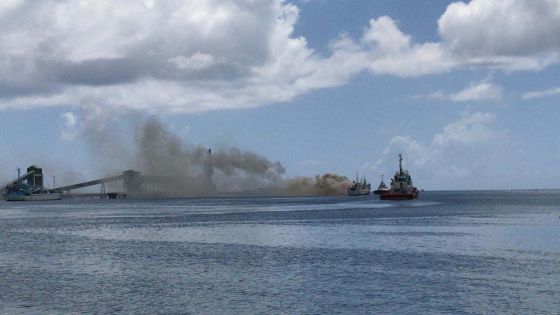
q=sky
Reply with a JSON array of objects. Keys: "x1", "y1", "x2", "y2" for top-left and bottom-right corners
[{"x1": 1, "y1": 0, "x2": 560, "y2": 190}]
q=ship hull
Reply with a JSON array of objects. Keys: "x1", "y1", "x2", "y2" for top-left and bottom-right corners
[
  {"x1": 6, "y1": 192, "x2": 62, "y2": 201},
  {"x1": 373, "y1": 189, "x2": 390, "y2": 196},
  {"x1": 347, "y1": 190, "x2": 370, "y2": 196},
  {"x1": 379, "y1": 192, "x2": 418, "y2": 200},
  {"x1": 5, "y1": 193, "x2": 25, "y2": 201}
]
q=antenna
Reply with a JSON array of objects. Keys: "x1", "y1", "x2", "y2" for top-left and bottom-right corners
[{"x1": 406, "y1": 153, "x2": 409, "y2": 172}]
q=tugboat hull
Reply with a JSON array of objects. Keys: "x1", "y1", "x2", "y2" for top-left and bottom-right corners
[
  {"x1": 373, "y1": 189, "x2": 389, "y2": 196},
  {"x1": 380, "y1": 192, "x2": 418, "y2": 200},
  {"x1": 377, "y1": 154, "x2": 420, "y2": 201}
]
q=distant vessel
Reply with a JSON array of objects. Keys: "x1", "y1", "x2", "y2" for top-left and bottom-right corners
[
  {"x1": 373, "y1": 175, "x2": 390, "y2": 195},
  {"x1": 5, "y1": 188, "x2": 62, "y2": 201},
  {"x1": 379, "y1": 154, "x2": 419, "y2": 200},
  {"x1": 4, "y1": 166, "x2": 62, "y2": 201},
  {"x1": 347, "y1": 175, "x2": 371, "y2": 196}
]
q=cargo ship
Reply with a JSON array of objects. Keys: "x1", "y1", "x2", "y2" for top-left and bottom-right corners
[
  {"x1": 5, "y1": 184, "x2": 62, "y2": 201},
  {"x1": 379, "y1": 154, "x2": 419, "y2": 200},
  {"x1": 347, "y1": 175, "x2": 371, "y2": 196},
  {"x1": 3, "y1": 166, "x2": 62, "y2": 201}
]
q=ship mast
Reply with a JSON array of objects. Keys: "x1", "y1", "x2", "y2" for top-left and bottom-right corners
[
  {"x1": 398, "y1": 154, "x2": 403, "y2": 175},
  {"x1": 204, "y1": 149, "x2": 214, "y2": 178}
]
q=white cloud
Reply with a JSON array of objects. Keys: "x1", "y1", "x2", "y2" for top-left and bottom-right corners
[
  {"x1": 418, "y1": 81, "x2": 503, "y2": 103},
  {"x1": 439, "y1": 0, "x2": 560, "y2": 70},
  {"x1": 450, "y1": 81, "x2": 502, "y2": 102},
  {"x1": 523, "y1": 86, "x2": 560, "y2": 100},
  {"x1": 363, "y1": 16, "x2": 411, "y2": 53},
  {"x1": 61, "y1": 112, "x2": 77, "y2": 128},
  {"x1": 0, "y1": 0, "x2": 364, "y2": 112},
  {"x1": 369, "y1": 112, "x2": 524, "y2": 190},
  {"x1": 168, "y1": 53, "x2": 218, "y2": 71},
  {"x1": 362, "y1": 17, "x2": 456, "y2": 77},
  {"x1": 415, "y1": 91, "x2": 447, "y2": 101},
  {"x1": 0, "y1": 3, "x2": 454, "y2": 112},
  {"x1": 60, "y1": 112, "x2": 81, "y2": 141},
  {"x1": 0, "y1": 0, "x2": 559, "y2": 113}
]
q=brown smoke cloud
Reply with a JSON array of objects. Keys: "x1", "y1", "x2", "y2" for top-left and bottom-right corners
[
  {"x1": 79, "y1": 110, "x2": 350, "y2": 197},
  {"x1": 283, "y1": 174, "x2": 350, "y2": 196},
  {"x1": 136, "y1": 118, "x2": 285, "y2": 179},
  {"x1": 133, "y1": 117, "x2": 286, "y2": 195}
]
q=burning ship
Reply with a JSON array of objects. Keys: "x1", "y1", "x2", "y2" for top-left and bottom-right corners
[
  {"x1": 347, "y1": 175, "x2": 371, "y2": 196},
  {"x1": 379, "y1": 154, "x2": 419, "y2": 200}
]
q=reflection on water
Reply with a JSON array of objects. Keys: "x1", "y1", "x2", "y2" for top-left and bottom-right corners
[{"x1": 1, "y1": 191, "x2": 560, "y2": 313}]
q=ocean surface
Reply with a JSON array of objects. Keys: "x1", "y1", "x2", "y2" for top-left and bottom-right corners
[{"x1": 1, "y1": 191, "x2": 559, "y2": 314}]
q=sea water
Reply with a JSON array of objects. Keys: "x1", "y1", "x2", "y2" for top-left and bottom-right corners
[{"x1": 1, "y1": 191, "x2": 559, "y2": 314}]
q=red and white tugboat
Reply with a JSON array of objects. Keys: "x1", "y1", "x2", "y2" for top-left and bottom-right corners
[{"x1": 379, "y1": 154, "x2": 419, "y2": 200}]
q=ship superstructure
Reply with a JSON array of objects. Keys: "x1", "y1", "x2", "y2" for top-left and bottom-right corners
[
  {"x1": 347, "y1": 175, "x2": 371, "y2": 196},
  {"x1": 379, "y1": 154, "x2": 419, "y2": 200},
  {"x1": 373, "y1": 175, "x2": 389, "y2": 195}
]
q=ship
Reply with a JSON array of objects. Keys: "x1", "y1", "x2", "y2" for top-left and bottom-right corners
[
  {"x1": 379, "y1": 154, "x2": 419, "y2": 200},
  {"x1": 373, "y1": 175, "x2": 390, "y2": 195},
  {"x1": 5, "y1": 184, "x2": 62, "y2": 201},
  {"x1": 347, "y1": 175, "x2": 371, "y2": 196},
  {"x1": 3, "y1": 166, "x2": 62, "y2": 201}
]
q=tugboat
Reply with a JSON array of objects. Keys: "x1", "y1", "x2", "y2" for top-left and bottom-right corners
[
  {"x1": 379, "y1": 154, "x2": 419, "y2": 200},
  {"x1": 373, "y1": 175, "x2": 390, "y2": 195},
  {"x1": 347, "y1": 175, "x2": 371, "y2": 196}
]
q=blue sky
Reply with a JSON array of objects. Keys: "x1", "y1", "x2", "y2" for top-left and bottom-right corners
[{"x1": 1, "y1": 0, "x2": 560, "y2": 190}]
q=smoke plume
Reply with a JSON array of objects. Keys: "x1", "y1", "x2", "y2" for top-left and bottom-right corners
[
  {"x1": 133, "y1": 117, "x2": 287, "y2": 195},
  {"x1": 283, "y1": 174, "x2": 350, "y2": 196},
  {"x1": 79, "y1": 111, "x2": 350, "y2": 197}
]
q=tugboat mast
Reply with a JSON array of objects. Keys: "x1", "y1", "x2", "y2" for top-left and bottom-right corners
[{"x1": 398, "y1": 154, "x2": 403, "y2": 175}]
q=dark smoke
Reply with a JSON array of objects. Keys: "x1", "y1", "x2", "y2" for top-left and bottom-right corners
[
  {"x1": 136, "y1": 117, "x2": 285, "y2": 179},
  {"x1": 81, "y1": 112, "x2": 350, "y2": 197},
  {"x1": 133, "y1": 117, "x2": 286, "y2": 195},
  {"x1": 135, "y1": 117, "x2": 206, "y2": 177}
]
